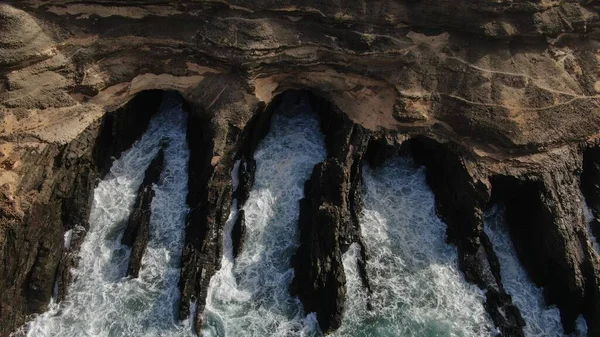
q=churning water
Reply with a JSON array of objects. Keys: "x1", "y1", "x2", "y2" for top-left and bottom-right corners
[
  {"x1": 484, "y1": 206, "x2": 588, "y2": 337},
  {"x1": 336, "y1": 157, "x2": 496, "y2": 337},
  {"x1": 332, "y1": 243, "x2": 369, "y2": 337},
  {"x1": 23, "y1": 94, "x2": 192, "y2": 337},
  {"x1": 201, "y1": 104, "x2": 326, "y2": 337}
]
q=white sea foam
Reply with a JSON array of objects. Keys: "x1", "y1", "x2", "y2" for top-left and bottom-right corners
[
  {"x1": 484, "y1": 206, "x2": 588, "y2": 337},
  {"x1": 63, "y1": 229, "x2": 73, "y2": 250},
  {"x1": 575, "y1": 315, "x2": 588, "y2": 337},
  {"x1": 201, "y1": 105, "x2": 326, "y2": 337},
  {"x1": 331, "y1": 243, "x2": 368, "y2": 337},
  {"x1": 336, "y1": 157, "x2": 495, "y2": 337},
  {"x1": 23, "y1": 93, "x2": 192, "y2": 337}
]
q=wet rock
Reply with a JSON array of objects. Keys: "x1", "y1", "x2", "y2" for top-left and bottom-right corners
[
  {"x1": 480, "y1": 233, "x2": 526, "y2": 337},
  {"x1": 231, "y1": 209, "x2": 246, "y2": 260},
  {"x1": 122, "y1": 147, "x2": 165, "y2": 278},
  {"x1": 178, "y1": 112, "x2": 232, "y2": 332},
  {"x1": 235, "y1": 157, "x2": 256, "y2": 207},
  {"x1": 590, "y1": 219, "x2": 600, "y2": 242},
  {"x1": 93, "y1": 91, "x2": 164, "y2": 177},
  {"x1": 405, "y1": 137, "x2": 527, "y2": 336},
  {"x1": 573, "y1": 144, "x2": 600, "y2": 336},
  {"x1": 178, "y1": 78, "x2": 260, "y2": 332},
  {"x1": 485, "y1": 289, "x2": 526, "y2": 337},
  {"x1": 229, "y1": 157, "x2": 256, "y2": 258},
  {"x1": 53, "y1": 164, "x2": 96, "y2": 302},
  {"x1": 581, "y1": 146, "x2": 600, "y2": 245},
  {"x1": 292, "y1": 159, "x2": 348, "y2": 332},
  {"x1": 407, "y1": 137, "x2": 488, "y2": 250}
]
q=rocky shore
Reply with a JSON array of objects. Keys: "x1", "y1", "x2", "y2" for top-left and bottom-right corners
[{"x1": 1, "y1": 1, "x2": 600, "y2": 336}]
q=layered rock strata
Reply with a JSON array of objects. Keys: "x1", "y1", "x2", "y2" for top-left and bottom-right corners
[{"x1": 1, "y1": 1, "x2": 600, "y2": 336}]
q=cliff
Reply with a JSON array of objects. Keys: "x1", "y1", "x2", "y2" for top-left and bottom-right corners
[{"x1": 1, "y1": 1, "x2": 600, "y2": 336}]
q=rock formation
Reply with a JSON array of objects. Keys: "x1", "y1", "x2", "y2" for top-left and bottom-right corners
[
  {"x1": 289, "y1": 91, "x2": 371, "y2": 333},
  {"x1": 1, "y1": 0, "x2": 600, "y2": 336},
  {"x1": 121, "y1": 147, "x2": 165, "y2": 278},
  {"x1": 231, "y1": 158, "x2": 256, "y2": 258}
]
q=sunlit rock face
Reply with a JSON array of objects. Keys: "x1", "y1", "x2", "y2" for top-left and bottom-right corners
[{"x1": 1, "y1": 1, "x2": 600, "y2": 337}]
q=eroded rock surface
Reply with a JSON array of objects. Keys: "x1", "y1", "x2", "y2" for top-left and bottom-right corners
[{"x1": 1, "y1": 1, "x2": 600, "y2": 336}]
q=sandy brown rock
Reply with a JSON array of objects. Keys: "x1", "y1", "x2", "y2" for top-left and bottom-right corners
[{"x1": 0, "y1": 4, "x2": 55, "y2": 68}]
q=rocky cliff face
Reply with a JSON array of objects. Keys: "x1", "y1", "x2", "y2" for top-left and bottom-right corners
[{"x1": 1, "y1": 1, "x2": 600, "y2": 336}]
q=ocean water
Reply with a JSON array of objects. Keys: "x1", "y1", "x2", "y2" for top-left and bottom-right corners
[{"x1": 334, "y1": 157, "x2": 496, "y2": 337}]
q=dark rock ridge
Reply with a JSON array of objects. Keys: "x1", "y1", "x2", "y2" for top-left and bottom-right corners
[
  {"x1": 293, "y1": 159, "x2": 349, "y2": 332},
  {"x1": 1, "y1": 1, "x2": 600, "y2": 337},
  {"x1": 486, "y1": 147, "x2": 600, "y2": 336},
  {"x1": 4, "y1": 87, "x2": 600, "y2": 337},
  {"x1": 581, "y1": 144, "x2": 600, "y2": 334},
  {"x1": 231, "y1": 157, "x2": 256, "y2": 259},
  {"x1": 230, "y1": 209, "x2": 246, "y2": 259},
  {"x1": 177, "y1": 76, "x2": 261, "y2": 332},
  {"x1": 178, "y1": 89, "x2": 310, "y2": 332},
  {"x1": 121, "y1": 146, "x2": 165, "y2": 278},
  {"x1": 290, "y1": 90, "x2": 371, "y2": 333},
  {"x1": 336, "y1": 130, "x2": 527, "y2": 336}
]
